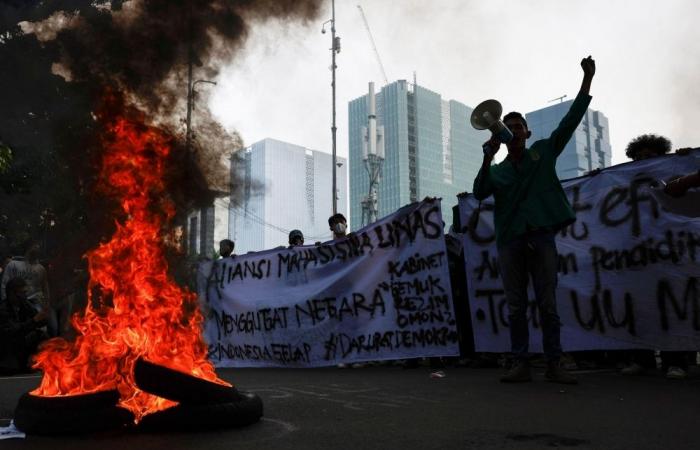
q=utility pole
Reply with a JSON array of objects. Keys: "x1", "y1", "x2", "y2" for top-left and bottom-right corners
[
  {"x1": 185, "y1": 20, "x2": 216, "y2": 153},
  {"x1": 184, "y1": 10, "x2": 217, "y2": 257},
  {"x1": 322, "y1": 0, "x2": 341, "y2": 215},
  {"x1": 185, "y1": 15, "x2": 194, "y2": 153}
]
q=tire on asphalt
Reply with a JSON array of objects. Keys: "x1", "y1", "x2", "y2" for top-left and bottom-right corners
[
  {"x1": 137, "y1": 391, "x2": 264, "y2": 431},
  {"x1": 134, "y1": 358, "x2": 241, "y2": 404},
  {"x1": 13, "y1": 391, "x2": 134, "y2": 435}
]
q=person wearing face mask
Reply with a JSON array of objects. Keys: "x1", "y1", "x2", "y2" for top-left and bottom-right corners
[
  {"x1": 327, "y1": 213, "x2": 367, "y2": 368},
  {"x1": 472, "y1": 56, "x2": 596, "y2": 385},
  {"x1": 328, "y1": 213, "x2": 348, "y2": 239}
]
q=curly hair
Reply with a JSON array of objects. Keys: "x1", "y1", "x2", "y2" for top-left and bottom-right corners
[{"x1": 625, "y1": 134, "x2": 671, "y2": 160}]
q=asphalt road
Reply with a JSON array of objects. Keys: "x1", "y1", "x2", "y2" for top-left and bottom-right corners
[{"x1": 1, "y1": 365, "x2": 698, "y2": 449}]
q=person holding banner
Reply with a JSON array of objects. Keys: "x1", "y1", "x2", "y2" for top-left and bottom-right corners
[
  {"x1": 218, "y1": 239, "x2": 235, "y2": 258},
  {"x1": 328, "y1": 213, "x2": 348, "y2": 240},
  {"x1": 615, "y1": 137, "x2": 699, "y2": 380},
  {"x1": 288, "y1": 229, "x2": 304, "y2": 247},
  {"x1": 472, "y1": 56, "x2": 596, "y2": 384}
]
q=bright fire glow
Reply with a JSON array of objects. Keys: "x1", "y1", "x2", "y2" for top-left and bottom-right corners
[{"x1": 32, "y1": 98, "x2": 229, "y2": 422}]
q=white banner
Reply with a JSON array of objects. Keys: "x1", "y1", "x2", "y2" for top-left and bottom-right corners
[
  {"x1": 201, "y1": 198, "x2": 459, "y2": 367},
  {"x1": 458, "y1": 151, "x2": 700, "y2": 352}
]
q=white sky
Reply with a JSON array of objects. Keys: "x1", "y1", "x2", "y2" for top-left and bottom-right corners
[{"x1": 209, "y1": 0, "x2": 700, "y2": 166}]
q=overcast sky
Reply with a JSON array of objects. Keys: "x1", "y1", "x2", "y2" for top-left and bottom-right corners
[{"x1": 208, "y1": 0, "x2": 699, "y2": 166}]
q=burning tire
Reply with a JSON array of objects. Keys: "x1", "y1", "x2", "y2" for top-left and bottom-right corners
[
  {"x1": 14, "y1": 391, "x2": 134, "y2": 435},
  {"x1": 134, "y1": 359, "x2": 263, "y2": 430},
  {"x1": 134, "y1": 358, "x2": 241, "y2": 404},
  {"x1": 138, "y1": 392, "x2": 264, "y2": 431}
]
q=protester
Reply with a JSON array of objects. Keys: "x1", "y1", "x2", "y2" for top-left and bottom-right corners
[
  {"x1": 472, "y1": 56, "x2": 597, "y2": 384},
  {"x1": 0, "y1": 241, "x2": 50, "y2": 312},
  {"x1": 618, "y1": 136, "x2": 696, "y2": 379},
  {"x1": 328, "y1": 213, "x2": 348, "y2": 240},
  {"x1": 201, "y1": 239, "x2": 236, "y2": 315},
  {"x1": 662, "y1": 158, "x2": 700, "y2": 378},
  {"x1": 288, "y1": 229, "x2": 304, "y2": 248},
  {"x1": 218, "y1": 239, "x2": 235, "y2": 259},
  {"x1": 327, "y1": 213, "x2": 367, "y2": 368},
  {"x1": 0, "y1": 277, "x2": 49, "y2": 374}
]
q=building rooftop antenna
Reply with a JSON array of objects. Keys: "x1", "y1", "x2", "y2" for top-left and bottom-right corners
[{"x1": 360, "y1": 82, "x2": 385, "y2": 226}]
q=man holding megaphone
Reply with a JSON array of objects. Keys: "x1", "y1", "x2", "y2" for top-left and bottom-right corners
[{"x1": 471, "y1": 56, "x2": 596, "y2": 385}]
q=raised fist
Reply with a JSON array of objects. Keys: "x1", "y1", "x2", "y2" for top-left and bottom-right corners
[{"x1": 581, "y1": 55, "x2": 596, "y2": 77}]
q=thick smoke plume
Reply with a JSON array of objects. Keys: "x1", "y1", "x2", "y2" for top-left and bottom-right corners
[
  {"x1": 23, "y1": 0, "x2": 321, "y2": 191},
  {"x1": 0, "y1": 0, "x2": 321, "y2": 261}
]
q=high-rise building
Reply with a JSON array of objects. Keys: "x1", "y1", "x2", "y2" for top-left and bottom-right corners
[
  {"x1": 186, "y1": 197, "x2": 231, "y2": 258},
  {"x1": 348, "y1": 80, "x2": 483, "y2": 231},
  {"x1": 526, "y1": 99, "x2": 612, "y2": 179},
  {"x1": 228, "y1": 138, "x2": 348, "y2": 254}
]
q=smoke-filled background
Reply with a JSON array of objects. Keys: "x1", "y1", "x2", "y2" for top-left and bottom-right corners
[
  {"x1": 211, "y1": 0, "x2": 700, "y2": 168},
  {"x1": 0, "y1": 0, "x2": 321, "y2": 266}
]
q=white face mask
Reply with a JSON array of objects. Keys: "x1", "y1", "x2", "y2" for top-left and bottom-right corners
[{"x1": 334, "y1": 222, "x2": 347, "y2": 235}]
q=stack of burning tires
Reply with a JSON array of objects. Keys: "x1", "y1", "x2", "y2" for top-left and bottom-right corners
[{"x1": 14, "y1": 359, "x2": 262, "y2": 435}]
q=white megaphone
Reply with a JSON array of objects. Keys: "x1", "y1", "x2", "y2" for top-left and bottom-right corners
[{"x1": 470, "y1": 99, "x2": 513, "y2": 156}]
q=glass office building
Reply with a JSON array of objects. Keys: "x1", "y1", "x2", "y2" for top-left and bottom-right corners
[
  {"x1": 348, "y1": 80, "x2": 483, "y2": 231},
  {"x1": 228, "y1": 138, "x2": 348, "y2": 253},
  {"x1": 526, "y1": 100, "x2": 612, "y2": 179}
]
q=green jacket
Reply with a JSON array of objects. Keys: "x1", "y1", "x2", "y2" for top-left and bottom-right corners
[{"x1": 472, "y1": 92, "x2": 592, "y2": 247}]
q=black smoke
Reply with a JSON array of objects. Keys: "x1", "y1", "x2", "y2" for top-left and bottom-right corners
[{"x1": 0, "y1": 0, "x2": 322, "y2": 267}]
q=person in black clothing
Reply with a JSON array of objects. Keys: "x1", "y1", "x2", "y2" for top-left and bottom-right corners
[
  {"x1": 618, "y1": 135, "x2": 696, "y2": 379},
  {"x1": 218, "y1": 239, "x2": 235, "y2": 258},
  {"x1": 0, "y1": 277, "x2": 49, "y2": 374},
  {"x1": 288, "y1": 229, "x2": 304, "y2": 248}
]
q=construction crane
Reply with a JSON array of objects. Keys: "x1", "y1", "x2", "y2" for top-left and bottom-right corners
[
  {"x1": 357, "y1": 5, "x2": 389, "y2": 85},
  {"x1": 548, "y1": 94, "x2": 567, "y2": 103}
]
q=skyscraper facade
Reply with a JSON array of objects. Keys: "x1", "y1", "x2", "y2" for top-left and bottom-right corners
[
  {"x1": 348, "y1": 80, "x2": 483, "y2": 230},
  {"x1": 228, "y1": 138, "x2": 348, "y2": 253},
  {"x1": 526, "y1": 99, "x2": 612, "y2": 179}
]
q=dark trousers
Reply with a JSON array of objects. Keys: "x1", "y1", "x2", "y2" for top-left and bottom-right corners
[{"x1": 498, "y1": 230, "x2": 562, "y2": 362}]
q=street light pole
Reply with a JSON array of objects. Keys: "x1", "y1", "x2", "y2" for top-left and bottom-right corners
[
  {"x1": 186, "y1": 11, "x2": 194, "y2": 154},
  {"x1": 186, "y1": 75, "x2": 217, "y2": 150},
  {"x1": 331, "y1": 0, "x2": 337, "y2": 215},
  {"x1": 322, "y1": 0, "x2": 340, "y2": 215}
]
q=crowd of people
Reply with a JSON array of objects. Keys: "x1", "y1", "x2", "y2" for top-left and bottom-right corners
[
  {"x1": 2, "y1": 56, "x2": 698, "y2": 384},
  {"x1": 200, "y1": 55, "x2": 698, "y2": 383}
]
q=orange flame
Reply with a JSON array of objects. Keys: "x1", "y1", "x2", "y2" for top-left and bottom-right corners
[{"x1": 32, "y1": 97, "x2": 229, "y2": 422}]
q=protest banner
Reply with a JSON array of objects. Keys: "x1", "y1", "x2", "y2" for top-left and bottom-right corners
[
  {"x1": 201, "y1": 198, "x2": 459, "y2": 367},
  {"x1": 458, "y1": 151, "x2": 700, "y2": 352}
]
